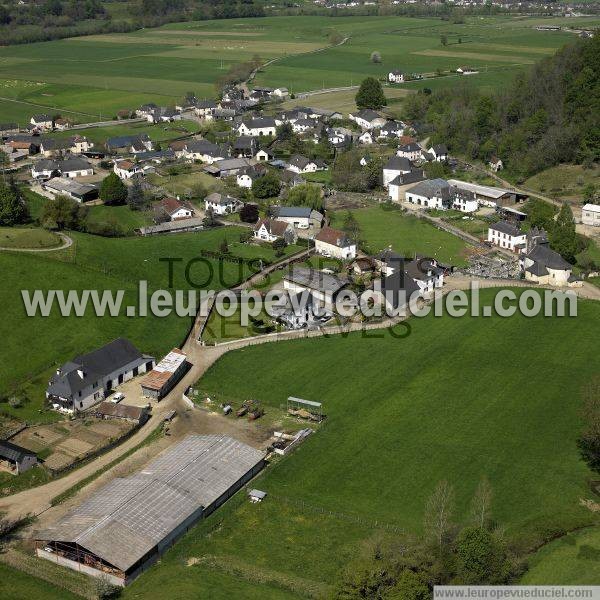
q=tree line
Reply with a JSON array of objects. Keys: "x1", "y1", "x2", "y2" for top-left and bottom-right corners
[{"x1": 402, "y1": 33, "x2": 600, "y2": 181}]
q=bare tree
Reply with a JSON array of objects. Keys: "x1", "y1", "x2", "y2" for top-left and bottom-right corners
[
  {"x1": 469, "y1": 476, "x2": 493, "y2": 529},
  {"x1": 423, "y1": 480, "x2": 455, "y2": 553}
]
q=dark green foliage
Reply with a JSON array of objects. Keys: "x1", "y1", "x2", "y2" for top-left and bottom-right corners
[
  {"x1": 455, "y1": 527, "x2": 513, "y2": 584},
  {"x1": 549, "y1": 203, "x2": 578, "y2": 264},
  {"x1": 240, "y1": 203, "x2": 259, "y2": 223},
  {"x1": 403, "y1": 34, "x2": 600, "y2": 178},
  {"x1": 0, "y1": 180, "x2": 28, "y2": 226},
  {"x1": 252, "y1": 172, "x2": 281, "y2": 199},
  {"x1": 40, "y1": 195, "x2": 87, "y2": 231},
  {"x1": 577, "y1": 376, "x2": 600, "y2": 475},
  {"x1": 100, "y1": 173, "x2": 128, "y2": 206},
  {"x1": 272, "y1": 237, "x2": 287, "y2": 256},
  {"x1": 285, "y1": 183, "x2": 323, "y2": 211},
  {"x1": 332, "y1": 149, "x2": 381, "y2": 192},
  {"x1": 127, "y1": 178, "x2": 147, "y2": 211},
  {"x1": 355, "y1": 77, "x2": 387, "y2": 110},
  {"x1": 342, "y1": 210, "x2": 361, "y2": 242}
]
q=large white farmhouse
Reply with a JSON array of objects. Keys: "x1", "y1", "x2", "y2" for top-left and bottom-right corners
[{"x1": 314, "y1": 226, "x2": 356, "y2": 260}]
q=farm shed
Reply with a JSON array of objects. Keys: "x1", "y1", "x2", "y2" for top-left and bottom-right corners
[
  {"x1": 35, "y1": 435, "x2": 265, "y2": 586},
  {"x1": 90, "y1": 402, "x2": 150, "y2": 425},
  {"x1": 0, "y1": 440, "x2": 38, "y2": 475},
  {"x1": 140, "y1": 349, "x2": 188, "y2": 400}
]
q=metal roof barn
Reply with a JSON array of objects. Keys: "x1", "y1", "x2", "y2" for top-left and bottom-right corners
[{"x1": 35, "y1": 435, "x2": 264, "y2": 585}]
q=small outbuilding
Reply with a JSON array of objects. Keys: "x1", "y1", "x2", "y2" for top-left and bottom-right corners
[
  {"x1": 140, "y1": 349, "x2": 188, "y2": 400},
  {"x1": 0, "y1": 440, "x2": 38, "y2": 475}
]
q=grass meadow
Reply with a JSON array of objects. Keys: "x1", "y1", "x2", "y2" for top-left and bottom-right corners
[
  {"x1": 521, "y1": 526, "x2": 600, "y2": 584},
  {"x1": 0, "y1": 227, "x2": 282, "y2": 423},
  {"x1": 330, "y1": 205, "x2": 471, "y2": 266},
  {"x1": 116, "y1": 289, "x2": 600, "y2": 598},
  {"x1": 0, "y1": 15, "x2": 598, "y2": 124}
]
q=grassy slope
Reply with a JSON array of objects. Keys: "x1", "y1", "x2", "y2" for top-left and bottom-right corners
[
  {"x1": 0, "y1": 227, "x2": 61, "y2": 249},
  {"x1": 108, "y1": 290, "x2": 600, "y2": 598},
  {"x1": 0, "y1": 563, "x2": 80, "y2": 600},
  {"x1": 0, "y1": 227, "x2": 281, "y2": 422},
  {"x1": 331, "y1": 206, "x2": 470, "y2": 266},
  {"x1": 522, "y1": 527, "x2": 600, "y2": 584}
]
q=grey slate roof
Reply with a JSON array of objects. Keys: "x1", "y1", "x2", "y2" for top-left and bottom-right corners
[
  {"x1": 0, "y1": 440, "x2": 36, "y2": 463},
  {"x1": 356, "y1": 109, "x2": 382, "y2": 122},
  {"x1": 285, "y1": 266, "x2": 348, "y2": 294},
  {"x1": 384, "y1": 156, "x2": 412, "y2": 172},
  {"x1": 47, "y1": 338, "x2": 147, "y2": 399},
  {"x1": 275, "y1": 206, "x2": 312, "y2": 219},
  {"x1": 489, "y1": 220, "x2": 523, "y2": 237},
  {"x1": 406, "y1": 178, "x2": 449, "y2": 198},
  {"x1": 382, "y1": 270, "x2": 421, "y2": 310},
  {"x1": 526, "y1": 244, "x2": 572, "y2": 270},
  {"x1": 36, "y1": 435, "x2": 264, "y2": 572},
  {"x1": 388, "y1": 170, "x2": 426, "y2": 187}
]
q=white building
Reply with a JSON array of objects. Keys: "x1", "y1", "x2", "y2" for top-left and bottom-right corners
[
  {"x1": 273, "y1": 206, "x2": 323, "y2": 229},
  {"x1": 388, "y1": 70, "x2": 405, "y2": 83},
  {"x1": 383, "y1": 156, "x2": 412, "y2": 188},
  {"x1": 253, "y1": 219, "x2": 297, "y2": 243},
  {"x1": 487, "y1": 221, "x2": 527, "y2": 252},
  {"x1": 204, "y1": 192, "x2": 241, "y2": 216},
  {"x1": 582, "y1": 203, "x2": 600, "y2": 227},
  {"x1": 314, "y1": 226, "x2": 356, "y2": 260},
  {"x1": 405, "y1": 179, "x2": 450, "y2": 209},
  {"x1": 237, "y1": 117, "x2": 277, "y2": 137},
  {"x1": 287, "y1": 154, "x2": 326, "y2": 174},
  {"x1": 349, "y1": 109, "x2": 386, "y2": 130}
]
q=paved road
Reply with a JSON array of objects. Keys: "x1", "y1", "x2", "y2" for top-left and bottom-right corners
[{"x1": 0, "y1": 232, "x2": 73, "y2": 253}]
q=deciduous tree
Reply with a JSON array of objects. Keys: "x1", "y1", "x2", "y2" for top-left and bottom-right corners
[{"x1": 355, "y1": 77, "x2": 387, "y2": 110}]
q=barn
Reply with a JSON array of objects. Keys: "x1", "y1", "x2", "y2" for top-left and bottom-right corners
[
  {"x1": 140, "y1": 348, "x2": 188, "y2": 400},
  {"x1": 35, "y1": 435, "x2": 265, "y2": 586}
]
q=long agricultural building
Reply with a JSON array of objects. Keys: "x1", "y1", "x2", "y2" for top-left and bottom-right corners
[{"x1": 35, "y1": 435, "x2": 265, "y2": 586}]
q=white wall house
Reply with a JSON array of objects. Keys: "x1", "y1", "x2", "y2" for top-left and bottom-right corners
[
  {"x1": 114, "y1": 160, "x2": 144, "y2": 179},
  {"x1": 287, "y1": 155, "x2": 325, "y2": 174},
  {"x1": 383, "y1": 156, "x2": 412, "y2": 189},
  {"x1": 397, "y1": 143, "x2": 423, "y2": 162},
  {"x1": 359, "y1": 131, "x2": 373, "y2": 145},
  {"x1": 388, "y1": 70, "x2": 405, "y2": 83},
  {"x1": 204, "y1": 192, "x2": 241, "y2": 216},
  {"x1": 253, "y1": 219, "x2": 297, "y2": 243},
  {"x1": 237, "y1": 118, "x2": 277, "y2": 137},
  {"x1": 30, "y1": 114, "x2": 54, "y2": 131},
  {"x1": 582, "y1": 203, "x2": 600, "y2": 227},
  {"x1": 349, "y1": 109, "x2": 386, "y2": 130},
  {"x1": 488, "y1": 221, "x2": 527, "y2": 252},
  {"x1": 314, "y1": 226, "x2": 356, "y2": 260},
  {"x1": 404, "y1": 179, "x2": 450, "y2": 209},
  {"x1": 452, "y1": 190, "x2": 479, "y2": 213}
]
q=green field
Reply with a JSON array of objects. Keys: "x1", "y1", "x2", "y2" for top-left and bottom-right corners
[
  {"x1": 522, "y1": 527, "x2": 600, "y2": 584},
  {"x1": 0, "y1": 227, "x2": 286, "y2": 423},
  {"x1": 0, "y1": 562, "x2": 81, "y2": 600},
  {"x1": 0, "y1": 15, "x2": 597, "y2": 124},
  {"x1": 524, "y1": 164, "x2": 600, "y2": 203},
  {"x1": 0, "y1": 227, "x2": 61, "y2": 249},
  {"x1": 330, "y1": 205, "x2": 471, "y2": 265},
  {"x1": 114, "y1": 289, "x2": 600, "y2": 597}
]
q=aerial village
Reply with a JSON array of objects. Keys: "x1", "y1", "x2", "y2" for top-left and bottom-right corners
[{"x1": 1, "y1": 67, "x2": 599, "y2": 590}]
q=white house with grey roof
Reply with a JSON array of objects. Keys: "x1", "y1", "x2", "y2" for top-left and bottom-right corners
[
  {"x1": 204, "y1": 192, "x2": 242, "y2": 215},
  {"x1": 273, "y1": 206, "x2": 323, "y2": 229},
  {"x1": 314, "y1": 226, "x2": 356, "y2": 260},
  {"x1": 487, "y1": 221, "x2": 527, "y2": 252},
  {"x1": 237, "y1": 117, "x2": 276, "y2": 137},
  {"x1": 405, "y1": 178, "x2": 451, "y2": 209},
  {"x1": 582, "y1": 203, "x2": 600, "y2": 227},
  {"x1": 46, "y1": 338, "x2": 155, "y2": 413},
  {"x1": 35, "y1": 435, "x2": 264, "y2": 585},
  {"x1": 349, "y1": 109, "x2": 386, "y2": 130},
  {"x1": 383, "y1": 156, "x2": 413, "y2": 188},
  {"x1": 0, "y1": 441, "x2": 38, "y2": 475}
]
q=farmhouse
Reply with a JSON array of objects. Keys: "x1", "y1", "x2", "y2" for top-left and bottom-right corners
[
  {"x1": 30, "y1": 114, "x2": 54, "y2": 131},
  {"x1": 0, "y1": 441, "x2": 38, "y2": 475},
  {"x1": 237, "y1": 165, "x2": 267, "y2": 188},
  {"x1": 233, "y1": 136, "x2": 258, "y2": 158},
  {"x1": 141, "y1": 348, "x2": 188, "y2": 400},
  {"x1": 206, "y1": 157, "x2": 252, "y2": 178},
  {"x1": 388, "y1": 70, "x2": 405, "y2": 83},
  {"x1": 0, "y1": 122, "x2": 19, "y2": 137},
  {"x1": 349, "y1": 109, "x2": 386, "y2": 130},
  {"x1": 287, "y1": 154, "x2": 326, "y2": 174},
  {"x1": 388, "y1": 170, "x2": 426, "y2": 202},
  {"x1": 46, "y1": 338, "x2": 155, "y2": 413},
  {"x1": 377, "y1": 269, "x2": 422, "y2": 314},
  {"x1": 273, "y1": 206, "x2": 323, "y2": 229},
  {"x1": 378, "y1": 121, "x2": 404, "y2": 139},
  {"x1": 106, "y1": 135, "x2": 153, "y2": 154},
  {"x1": 488, "y1": 221, "x2": 527, "y2": 252},
  {"x1": 396, "y1": 142, "x2": 423, "y2": 162},
  {"x1": 204, "y1": 192, "x2": 242, "y2": 216},
  {"x1": 284, "y1": 266, "x2": 349, "y2": 307},
  {"x1": 424, "y1": 144, "x2": 448, "y2": 162},
  {"x1": 451, "y1": 187, "x2": 479, "y2": 213},
  {"x1": 193, "y1": 99, "x2": 217, "y2": 117},
  {"x1": 157, "y1": 197, "x2": 195, "y2": 221},
  {"x1": 383, "y1": 156, "x2": 413, "y2": 188},
  {"x1": 253, "y1": 218, "x2": 297, "y2": 243},
  {"x1": 405, "y1": 257, "x2": 445, "y2": 295},
  {"x1": 405, "y1": 179, "x2": 450, "y2": 209},
  {"x1": 113, "y1": 159, "x2": 146, "y2": 179},
  {"x1": 182, "y1": 140, "x2": 228, "y2": 163},
  {"x1": 292, "y1": 118, "x2": 315, "y2": 134},
  {"x1": 42, "y1": 178, "x2": 99, "y2": 203},
  {"x1": 40, "y1": 138, "x2": 73, "y2": 157},
  {"x1": 582, "y1": 203, "x2": 600, "y2": 227},
  {"x1": 359, "y1": 131, "x2": 373, "y2": 145},
  {"x1": 237, "y1": 117, "x2": 276, "y2": 137},
  {"x1": 314, "y1": 226, "x2": 356, "y2": 260},
  {"x1": 32, "y1": 157, "x2": 94, "y2": 180},
  {"x1": 35, "y1": 435, "x2": 265, "y2": 586},
  {"x1": 520, "y1": 228, "x2": 580, "y2": 287},
  {"x1": 489, "y1": 157, "x2": 503, "y2": 172}
]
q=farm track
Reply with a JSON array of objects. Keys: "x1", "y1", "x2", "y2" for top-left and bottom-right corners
[{"x1": 0, "y1": 232, "x2": 72, "y2": 253}]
